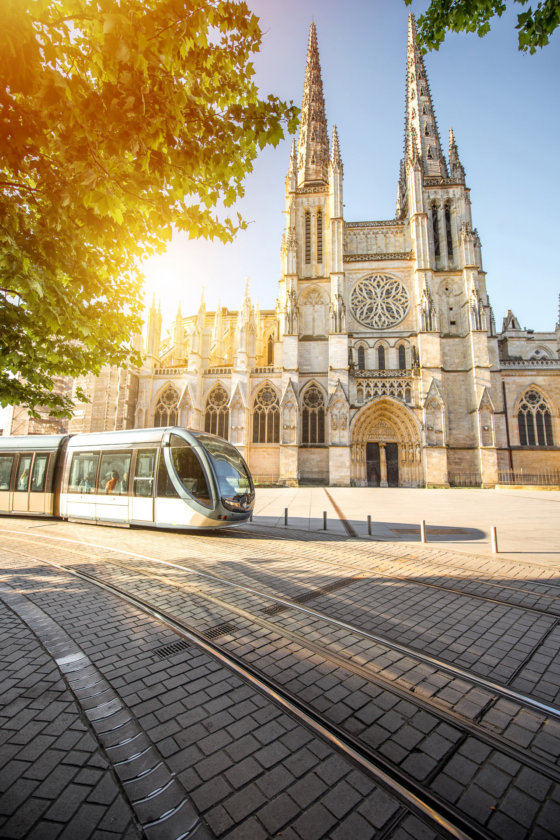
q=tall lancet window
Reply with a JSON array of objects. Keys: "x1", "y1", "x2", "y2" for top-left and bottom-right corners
[
  {"x1": 357, "y1": 346, "x2": 365, "y2": 370},
  {"x1": 204, "y1": 384, "x2": 229, "y2": 439},
  {"x1": 301, "y1": 386, "x2": 325, "y2": 444},
  {"x1": 518, "y1": 390, "x2": 554, "y2": 446},
  {"x1": 304, "y1": 212, "x2": 311, "y2": 264},
  {"x1": 267, "y1": 334, "x2": 274, "y2": 365},
  {"x1": 445, "y1": 202, "x2": 453, "y2": 258},
  {"x1": 398, "y1": 344, "x2": 406, "y2": 370},
  {"x1": 154, "y1": 386, "x2": 179, "y2": 427},
  {"x1": 253, "y1": 385, "x2": 280, "y2": 443},
  {"x1": 378, "y1": 345, "x2": 386, "y2": 370},
  {"x1": 431, "y1": 203, "x2": 440, "y2": 257},
  {"x1": 316, "y1": 211, "x2": 323, "y2": 263}
]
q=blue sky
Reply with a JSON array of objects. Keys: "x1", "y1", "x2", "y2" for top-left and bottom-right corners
[{"x1": 143, "y1": 0, "x2": 560, "y2": 335}]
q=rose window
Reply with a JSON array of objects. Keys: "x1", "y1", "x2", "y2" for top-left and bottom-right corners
[{"x1": 350, "y1": 275, "x2": 410, "y2": 329}]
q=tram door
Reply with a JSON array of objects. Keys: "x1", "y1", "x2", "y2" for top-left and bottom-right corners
[
  {"x1": 8, "y1": 453, "x2": 52, "y2": 514},
  {"x1": 366, "y1": 443, "x2": 380, "y2": 487},
  {"x1": 0, "y1": 454, "x2": 14, "y2": 513},
  {"x1": 129, "y1": 449, "x2": 156, "y2": 523}
]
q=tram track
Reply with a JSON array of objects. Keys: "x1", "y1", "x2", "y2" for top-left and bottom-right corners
[
  {"x1": 2, "y1": 528, "x2": 559, "y2": 716},
  {"x1": 85, "y1": 555, "x2": 560, "y2": 780},
  {"x1": 0, "y1": 543, "x2": 501, "y2": 840},
  {"x1": 2, "y1": 528, "x2": 560, "y2": 839}
]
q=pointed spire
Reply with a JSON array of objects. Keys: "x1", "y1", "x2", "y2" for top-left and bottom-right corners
[
  {"x1": 448, "y1": 127, "x2": 466, "y2": 182},
  {"x1": 175, "y1": 301, "x2": 182, "y2": 319},
  {"x1": 330, "y1": 124, "x2": 343, "y2": 171},
  {"x1": 288, "y1": 139, "x2": 297, "y2": 176},
  {"x1": 241, "y1": 277, "x2": 251, "y2": 322},
  {"x1": 404, "y1": 14, "x2": 447, "y2": 178},
  {"x1": 297, "y1": 22, "x2": 329, "y2": 187},
  {"x1": 198, "y1": 286, "x2": 205, "y2": 314}
]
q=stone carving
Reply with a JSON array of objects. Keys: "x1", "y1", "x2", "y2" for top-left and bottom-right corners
[
  {"x1": 282, "y1": 400, "x2": 297, "y2": 444},
  {"x1": 330, "y1": 292, "x2": 346, "y2": 333},
  {"x1": 330, "y1": 401, "x2": 348, "y2": 444},
  {"x1": 369, "y1": 421, "x2": 395, "y2": 439},
  {"x1": 350, "y1": 275, "x2": 410, "y2": 329},
  {"x1": 285, "y1": 289, "x2": 298, "y2": 334}
]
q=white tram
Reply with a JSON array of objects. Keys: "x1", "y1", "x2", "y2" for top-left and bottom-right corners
[{"x1": 0, "y1": 427, "x2": 255, "y2": 529}]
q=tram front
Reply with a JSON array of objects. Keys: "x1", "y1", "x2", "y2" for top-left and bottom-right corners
[{"x1": 162, "y1": 430, "x2": 254, "y2": 528}]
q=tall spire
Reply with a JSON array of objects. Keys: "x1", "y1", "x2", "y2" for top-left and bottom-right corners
[
  {"x1": 297, "y1": 22, "x2": 329, "y2": 187},
  {"x1": 404, "y1": 14, "x2": 447, "y2": 178}
]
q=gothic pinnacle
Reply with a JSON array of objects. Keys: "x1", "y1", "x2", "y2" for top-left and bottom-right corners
[
  {"x1": 297, "y1": 22, "x2": 329, "y2": 187},
  {"x1": 288, "y1": 139, "x2": 297, "y2": 175},
  {"x1": 449, "y1": 127, "x2": 466, "y2": 181},
  {"x1": 330, "y1": 124, "x2": 343, "y2": 170}
]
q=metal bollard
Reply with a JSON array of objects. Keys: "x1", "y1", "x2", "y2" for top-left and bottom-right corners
[
  {"x1": 367, "y1": 515, "x2": 372, "y2": 536},
  {"x1": 284, "y1": 507, "x2": 288, "y2": 526},
  {"x1": 491, "y1": 526, "x2": 498, "y2": 553},
  {"x1": 420, "y1": 519, "x2": 426, "y2": 543},
  {"x1": 323, "y1": 511, "x2": 327, "y2": 530}
]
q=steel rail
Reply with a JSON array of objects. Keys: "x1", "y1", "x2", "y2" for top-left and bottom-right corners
[
  {"x1": 97, "y1": 554, "x2": 560, "y2": 785},
  {"x1": 2, "y1": 527, "x2": 560, "y2": 720},
  {"x1": 9, "y1": 546, "x2": 491, "y2": 840}
]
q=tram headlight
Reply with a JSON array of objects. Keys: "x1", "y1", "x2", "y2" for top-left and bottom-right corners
[{"x1": 221, "y1": 494, "x2": 251, "y2": 512}]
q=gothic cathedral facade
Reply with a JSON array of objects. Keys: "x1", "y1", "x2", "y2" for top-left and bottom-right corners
[{"x1": 9, "y1": 17, "x2": 560, "y2": 487}]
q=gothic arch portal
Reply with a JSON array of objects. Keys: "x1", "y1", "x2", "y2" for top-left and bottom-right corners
[{"x1": 350, "y1": 397, "x2": 423, "y2": 487}]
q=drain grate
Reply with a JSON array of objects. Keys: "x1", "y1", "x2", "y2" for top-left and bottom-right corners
[
  {"x1": 152, "y1": 639, "x2": 191, "y2": 660},
  {"x1": 261, "y1": 577, "x2": 358, "y2": 615},
  {"x1": 203, "y1": 622, "x2": 237, "y2": 640}
]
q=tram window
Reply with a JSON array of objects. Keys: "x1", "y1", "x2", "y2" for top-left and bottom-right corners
[
  {"x1": 15, "y1": 455, "x2": 33, "y2": 491},
  {"x1": 97, "y1": 452, "x2": 131, "y2": 495},
  {"x1": 157, "y1": 453, "x2": 179, "y2": 498},
  {"x1": 31, "y1": 455, "x2": 49, "y2": 492},
  {"x1": 197, "y1": 435, "x2": 252, "y2": 497},
  {"x1": 133, "y1": 450, "x2": 156, "y2": 497},
  {"x1": 0, "y1": 455, "x2": 14, "y2": 490},
  {"x1": 169, "y1": 434, "x2": 212, "y2": 506},
  {"x1": 69, "y1": 452, "x2": 99, "y2": 493}
]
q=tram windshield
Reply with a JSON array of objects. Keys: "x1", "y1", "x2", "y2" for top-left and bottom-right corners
[
  {"x1": 168, "y1": 434, "x2": 212, "y2": 506},
  {"x1": 195, "y1": 434, "x2": 253, "y2": 505}
]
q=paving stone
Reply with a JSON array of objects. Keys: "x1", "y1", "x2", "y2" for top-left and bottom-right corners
[
  {"x1": 190, "y1": 776, "x2": 232, "y2": 813},
  {"x1": 223, "y1": 783, "x2": 267, "y2": 823},
  {"x1": 357, "y1": 787, "x2": 400, "y2": 829},
  {"x1": 258, "y1": 792, "x2": 300, "y2": 834},
  {"x1": 291, "y1": 801, "x2": 338, "y2": 840},
  {"x1": 515, "y1": 766, "x2": 552, "y2": 802},
  {"x1": 0, "y1": 795, "x2": 51, "y2": 839},
  {"x1": 500, "y1": 788, "x2": 542, "y2": 828},
  {"x1": 487, "y1": 810, "x2": 530, "y2": 840}
]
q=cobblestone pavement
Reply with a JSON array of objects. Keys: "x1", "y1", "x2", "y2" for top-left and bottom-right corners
[{"x1": 1, "y1": 494, "x2": 560, "y2": 838}]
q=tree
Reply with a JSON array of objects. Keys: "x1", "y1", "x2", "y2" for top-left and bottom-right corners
[
  {"x1": 405, "y1": 0, "x2": 560, "y2": 53},
  {"x1": 0, "y1": 0, "x2": 298, "y2": 417}
]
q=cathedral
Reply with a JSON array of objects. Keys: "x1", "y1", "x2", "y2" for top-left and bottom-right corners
[{"x1": 9, "y1": 16, "x2": 560, "y2": 487}]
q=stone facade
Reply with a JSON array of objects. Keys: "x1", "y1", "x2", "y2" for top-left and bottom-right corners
[{"x1": 8, "y1": 16, "x2": 560, "y2": 487}]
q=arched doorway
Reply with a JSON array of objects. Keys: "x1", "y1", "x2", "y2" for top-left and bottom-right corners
[{"x1": 351, "y1": 398, "x2": 423, "y2": 487}]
